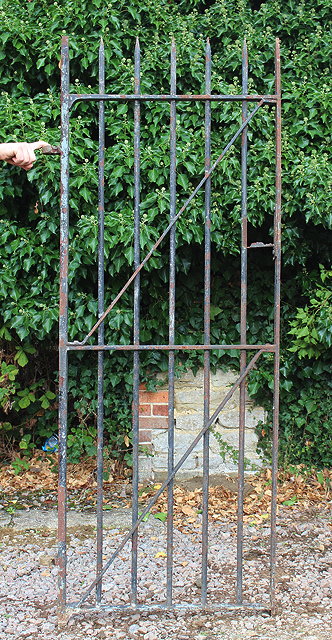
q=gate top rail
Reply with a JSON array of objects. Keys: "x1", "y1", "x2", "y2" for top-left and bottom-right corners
[{"x1": 68, "y1": 92, "x2": 277, "y2": 108}]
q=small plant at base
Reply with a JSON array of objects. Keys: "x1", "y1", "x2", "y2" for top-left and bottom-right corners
[
  {"x1": 11, "y1": 456, "x2": 30, "y2": 475},
  {"x1": 211, "y1": 426, "x2": 260, "y2": 473}
]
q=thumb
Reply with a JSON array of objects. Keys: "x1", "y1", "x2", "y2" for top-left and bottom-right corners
[{"x1": 30, "y1": 140, "x2": 49, "y2": 151}]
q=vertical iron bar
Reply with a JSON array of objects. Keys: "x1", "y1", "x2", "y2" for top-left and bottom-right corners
[
  {"x1": 167, "y1": 38, "x2": 176, "y2": 607},
  {"x1": 131, "y1": 37, "x2": 141, "y2": 606},
  {"x1": 96, "y1": 37, "x2": 105, "y2": 604},
  {"x1": 270, "y1": 37, "x2": 281, "y2": 615},
  {"x1": 202, "y1": 38, "x2": 211, "y2": 607},
  {"x1": 237, "y1": 38, "x2": 248, "y2": 604},
  {"x1": 58, "y1": 35, "x2": 70, "y2": 617}
]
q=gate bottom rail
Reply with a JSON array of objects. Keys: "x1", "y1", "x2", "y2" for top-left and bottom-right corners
[{"x1": 66, "y1": 602, "x2": 271, "y2": 614}]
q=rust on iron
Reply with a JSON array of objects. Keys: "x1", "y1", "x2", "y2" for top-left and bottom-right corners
[
  {"x1": 58, "y1": 35, "x2": 69, "y2": 616},
  {"x1": 166, "y1": 35, "x2": 177, "y2": 606},
  {"x1": 131, "y1": 35, "x2": 141, "y2": 606},
  {"x1": 237, "y1": 36, "x2": 249, "y2": 604},
  {"x1": 68, "y1": 92, "x2": 278, "y2": 109},
  {"x1": 66, "y1": 343, "x2": 276, "y2": 352},
  {"x1": 202, "y1": 37, "x2": 211, "y2": 605},
  {"x1": 96, "y1": 36, "x2": 105, "y2": 604},
  {"x1": 41, "y1": 144, "x2": 61, "y2": 155},
  {"x1": 270, "y1": 36, "x2": 282, "y2": 616}
]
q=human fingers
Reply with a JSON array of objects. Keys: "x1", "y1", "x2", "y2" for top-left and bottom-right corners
[
  {"x1": 7, "y1": 159, "x2": 34, "y2": 171},
  {"x1": 4, "y1": 141, "x2": 49, "y2": 170},
  {"x1": 23, "y1": 141, "x2": 49, "y2": 169},
  {"x1": 30, "y1": 140, "x2": 49, "y2": 151},
  {"x1": 11, "y1": 142, "x2": 35, "y2": 168}
]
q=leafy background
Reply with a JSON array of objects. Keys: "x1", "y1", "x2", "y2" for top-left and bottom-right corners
[{"x1": 0, "y1": 0, "x2": 331, "y2": 468}]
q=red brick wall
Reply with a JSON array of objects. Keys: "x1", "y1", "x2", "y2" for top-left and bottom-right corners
[{"x1": 137, "y1": 384, "x2": 169, "y2": 445}]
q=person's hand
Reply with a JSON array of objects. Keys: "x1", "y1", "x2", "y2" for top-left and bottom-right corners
[{"x1": 0, "y1": 141, "x2": 48, "y2": 170}]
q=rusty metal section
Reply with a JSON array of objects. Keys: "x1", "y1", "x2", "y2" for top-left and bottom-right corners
[
  {"x1": 58, "y1": 36, "x2": 282, "y2": 619},
  {"x1": 41, "y1": 144, "x2": 61, "y2": 155}
]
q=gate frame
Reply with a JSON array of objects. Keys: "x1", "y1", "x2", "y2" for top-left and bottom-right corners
[{"x1": 58, "y1": 35, "x2": 281, "y2": 621}]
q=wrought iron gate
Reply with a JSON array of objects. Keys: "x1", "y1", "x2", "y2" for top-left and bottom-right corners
[{"x1": 58, "y1": 35, "x2": 281, "y2": 620}]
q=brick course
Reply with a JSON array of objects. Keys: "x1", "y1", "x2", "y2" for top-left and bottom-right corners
[
  {"x1": 138, "y1": 404, "x2": 151, "y2": 416},
  {"x1": 152, "y1": 404, "x2": 168, "y2": 416},
  {"x1": 138, "y1": 429, "x2": 152, "y2": 444},
  {"x1": 138, "y1": 386, "x2": 169, "y2": 437},
  {"x1": 139, "y1": 390, "x2": 169, "y2": 404},
  {"x1": 139, "y1": 416, "x2": 168, "y2": 430}
]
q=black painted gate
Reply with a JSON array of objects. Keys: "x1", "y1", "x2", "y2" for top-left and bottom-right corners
[{"x1": 57, "y1": 35, "x2": 282, "y2": 621}]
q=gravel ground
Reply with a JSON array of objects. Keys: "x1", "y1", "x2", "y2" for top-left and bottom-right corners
[{"x1": 0, "y1": 505, "x2": 331, "y2": 640}]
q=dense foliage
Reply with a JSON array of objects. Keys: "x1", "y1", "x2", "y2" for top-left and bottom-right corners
[{"x1": 0, "y1": 0, "x2": 331, "y2": 467}]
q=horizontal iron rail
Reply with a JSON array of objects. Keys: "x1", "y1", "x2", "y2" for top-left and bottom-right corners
[
  {"x1": 74, "y1": 348, "x2": 264, "y2": 606},
  {"x1": 66, "y1": 343, "x2": 275, "y2": 352},
  {"x1": 66, "y1": 602, "x2": 271, "y2": 613},
  {"x1": 72, "y1": 99, "x2": 265, "y2": 346},
  {"x1": 248, "y1": 242, "x2": 274, "y2": 248},
  {"x1": 69, "y1": 93, "x2": 277, "y2": 108}
]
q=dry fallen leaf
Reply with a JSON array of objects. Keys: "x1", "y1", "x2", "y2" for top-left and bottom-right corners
[
  {"x1": 181, "y1": 505, "x2": 196, "y2": 517},
  {"x1": 1, "y1": 457, "x2": 331, "y2": 531}
]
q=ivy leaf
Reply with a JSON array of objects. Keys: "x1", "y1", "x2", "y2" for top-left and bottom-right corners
[
  {"x1": 210, "y1": 305, "x2": 222, "y2": 320},
  {"x1": 14, "y1": 349, "x2": 28, "y2": 367},
  {"x1": 18, "y1": 396, "x2": 31, "y2": 409},
  {"x1": 282, "y1": 495, "x2": 298, "y2": 507},
  {"x1": 153, "y1": 512, "x2": 167, "y2": 522}
]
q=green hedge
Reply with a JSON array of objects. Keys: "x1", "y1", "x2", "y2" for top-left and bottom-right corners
[{"x1": 0, "y1": 0, "x2": 331, "y2": 466}]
